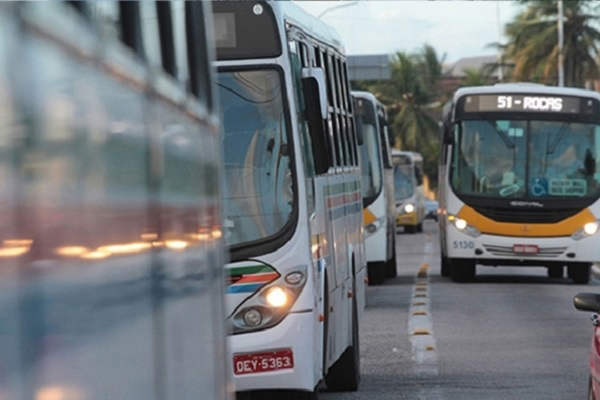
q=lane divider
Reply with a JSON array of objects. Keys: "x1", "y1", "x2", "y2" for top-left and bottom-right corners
[{"x1": 408, "y1": 257, "x2": 439, "y2": 377}]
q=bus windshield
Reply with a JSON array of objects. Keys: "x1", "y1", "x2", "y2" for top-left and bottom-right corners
[
  {"x1": 359, "y1": 122, "x2": 383, "y2": 204},
  {"x1": 394, "y1": 163, "x2": 414, "y2": 201},
  {"x1": 452, "y1": 119, "x2": 600, "y2": 199},
  {"x1": 218, "y1": 69, "x2": 295, "y2": 247}
]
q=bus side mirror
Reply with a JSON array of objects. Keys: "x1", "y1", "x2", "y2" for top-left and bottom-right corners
[
  {"x1": 302, "y1": 67, "x2": 331, "y2": 174},
  {"x1": 355, "y1": 115, "x2": 364, "y2": 145},
  {"x1": 442, "y1": 121, "x2": 454, "y2": 145}
]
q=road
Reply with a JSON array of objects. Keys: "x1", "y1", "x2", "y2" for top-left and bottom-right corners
[{"x1": 321, "y1": 219, "x2": 597, "y2": 400}]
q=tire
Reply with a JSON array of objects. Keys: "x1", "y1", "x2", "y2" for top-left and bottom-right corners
[
  {"x1": 450, "y1": 258, "x2": 476, "y2": 282},
  {"x1": 416, "y1": 222, "x2": 423, "y2": 233},
  {"x1": 325, "y1": 299, "x2": 360, "y2": 391},
  {"x1": 405, "y1": 225, "x2": 415, "y2": 234},
  {"x1": 385, "y1": 239, "x2": 397, "y2": 278},
  {"x1": 441, "y1": 254, "x2": 452, "y2": 277},
  {"x1": 568, "y1": 263, "x2": 591, "y2": 284},
  {"x1": 547, "y1": 265, "x2": 563, "y2": 279},
  {"x1": 288, "y1": 389, "x2": 319, "y2": 400},
  {"x1": 368, "y1": 262, "x2": 385, "y2": 285}
]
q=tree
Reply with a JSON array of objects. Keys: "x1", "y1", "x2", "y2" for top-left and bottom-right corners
[
  {"x1": 352, "y1": 45, "x2": 446, "y2": 190},
  {"x1": 462, "y1": 67, "x2": 493, "y2": 87},
  {"x1": 504, "y1": 0, "x2": 600, "y2": 87}
]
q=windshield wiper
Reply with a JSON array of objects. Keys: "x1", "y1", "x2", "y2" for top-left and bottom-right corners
[
  {"x1": 546, "y1": 117, "x2": 574, "y2": 154},
  {"x1": 484, "y1": 118, "x2": 515, "y2": 149}
]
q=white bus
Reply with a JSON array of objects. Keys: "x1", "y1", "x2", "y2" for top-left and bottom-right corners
[
  {"x1": 392, "y1": 151, "x2": 426, "y2": 233},
  {"x1": 353, "y1": 91, "x2": 397, "y2": 284},
  {"x1": 213, "y1": 2, "x2": 366, "y2": 398},
  {"x1": 439, "y1": 83, "x2": 600, "y2": 283},
  {"x1": 0, "y1": 2, "x2": 230, "y2": 399}
]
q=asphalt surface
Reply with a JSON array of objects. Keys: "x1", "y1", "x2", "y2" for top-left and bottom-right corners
[{"x1": 320, "y1": 219, "x2": 597, "y2": 400}]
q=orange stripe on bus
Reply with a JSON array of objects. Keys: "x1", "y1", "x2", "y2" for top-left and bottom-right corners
[{"x1": 457, "y1": 205, "x2": 595, "y2": 237}]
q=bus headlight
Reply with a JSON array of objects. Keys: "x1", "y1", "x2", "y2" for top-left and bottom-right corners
[
  {"x1": 454, "y1": 218, "x2": 467, "y2": 230},
  {"x1": 243, "y1": 308, "x2": 263, "y2": 327},
  {"x1": 265, "y1": 286, "x2": 288, "y2": 307},
  {"x1": 364, "y1": 215, "x2": 385, "y2": 239},
  {"x1": 404, "y1": 203, "x2": 415, "y2": 214},
  {"x1": 229, "y1": 265, "x2": 308, "y2": 334},
  {"x1": 573, "y1": 221, "x2": 600, "y2": 240},
  {"x1": 449, "y1": 215, "x2": 481, "y2": 238}
]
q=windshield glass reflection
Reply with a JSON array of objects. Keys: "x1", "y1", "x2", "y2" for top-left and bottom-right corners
[
  {"x1": 218, "y1": 69, "x2": 294, "y2": 247},
  {"x1": 452, "y1": 119, "x2": 600, "y2": 199}
]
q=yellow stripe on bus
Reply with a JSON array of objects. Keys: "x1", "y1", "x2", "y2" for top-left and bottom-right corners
[
  {"x1": 457, "y1": 205, "x2": 596, "y2": 237},
  {"x1": 363, "y1": 209, "x2": 378, "y2": 226}
]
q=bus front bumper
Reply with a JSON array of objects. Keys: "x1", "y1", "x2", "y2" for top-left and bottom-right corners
[
  {"x1": 229, "y1": 310, "x2": 318, "y2": 393},
  {"x1": 446, "y1": 229, "x2": 599, "y2": 264}
]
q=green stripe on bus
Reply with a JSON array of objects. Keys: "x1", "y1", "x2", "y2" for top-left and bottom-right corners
[
  {"x1": 325, "y1": 181, "x2": 360, "y2": 196},
  {"x1": 227, "y1": 264, "x2": 274, "y2": 276}
]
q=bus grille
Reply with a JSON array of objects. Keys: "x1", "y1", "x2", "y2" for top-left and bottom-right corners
[
  {"x1": 474, "y1": 206, "x2": 581, "y2": 224},
  {"x1": 483, "y1": 245, "x2": 567, "y2": 258}
]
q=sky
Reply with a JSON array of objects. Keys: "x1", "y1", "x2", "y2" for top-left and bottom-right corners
[{"x1": 294, "y1": 1, "x2": 523, "y2": 63}]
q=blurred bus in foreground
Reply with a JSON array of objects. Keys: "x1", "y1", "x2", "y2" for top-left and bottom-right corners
[
  {"x1": 0, "y1": 2, "x2": 230, "y2": 399},
  {"x1": 439, "y1": 83, "x2": 600, "y2": 283},
  {"x1": 353, "y1": 91, "x2": 397, "y2": 284},
  {"x1": 214, "y1": 1, "x2": 366, "y2": 398},
  {"x1": 392, "y1": 150, "x2": 426, "y2": 233}
]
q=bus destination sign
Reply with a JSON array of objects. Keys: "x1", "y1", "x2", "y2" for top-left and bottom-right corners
[{"x1": 464, "y1": 94, "x2": 582, "y2": 114}]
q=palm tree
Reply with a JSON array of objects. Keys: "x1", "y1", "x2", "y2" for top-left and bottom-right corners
[
  {"x1": 462, "y1": 67, "x2": 492, "y2": 87},
  {"x1": 504, "y1": 0, "x2": 600, "y2": 87},
  {"x1": 354, "y1": 46, "x2": 445, "y2": 189}
]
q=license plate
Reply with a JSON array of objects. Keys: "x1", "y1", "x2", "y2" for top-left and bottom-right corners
[
  {"x1": 233, "y1": 349, "x2": 294, "y2": 375},
  {"x1": 513, "y1": 244, "x2": 539, "y2": 254}
]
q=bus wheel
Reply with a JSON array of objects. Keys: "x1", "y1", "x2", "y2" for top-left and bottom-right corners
[
  {"x1": 368, "y1": 262, "x2": 385, "y2": 285},
  {"x1": 385, "y1": 240, "x2": 397, "y2": 278},
  {"x1": 441, "y1": 255, "x2": 452, "y2": 277},
  {"x1": 288, "y1": 389, "x2": 319, "y2": 400},
  {"x1": 547, "y1": 265, "x2": 563, "y2": 279},
  {"x1": 450, "y1": 259, "x2": 475, "y2": 282},
  {"x1": 416, "y1": 223, "x2": 423, "y2": 233},
  {"x1": 325, "y1": 298, "x2": 360, "y2": 391},
  {"x1": 568, "y1": 263, "x2": 591, "y2": 284},
  {"x1": 405, "y1": 225, "x2": 415, "y2": 234}
]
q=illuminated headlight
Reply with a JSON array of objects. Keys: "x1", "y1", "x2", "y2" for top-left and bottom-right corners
[
  {"x1": 584, "y1": 222, "x2": 599, "y2": 235},
  {"x1": 454, "y1": 218, "x2": 468, "y2": 231},
  {"x1": 449, "y1": 215, "x2": 481, "y2": 238},
  {"x1": 229, "y1": 265, "x2": 308, "y2": 334},
  {"x1": 573, "y1": 221, "x2": 600, "y2": 240},
  {"x1": 265, "y1": 286, "x2": 287, "y2": 308},
  {"x1": 404, "y1": 203, "x2": 415, "y2": 213}
]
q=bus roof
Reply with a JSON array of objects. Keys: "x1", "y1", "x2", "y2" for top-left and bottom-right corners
[
  {"x1": 452, "y1": 83, "x2": 600, "y2": 103},
  {"x1": 274, "y1": 1, "x2": 345, "y2": 53}
]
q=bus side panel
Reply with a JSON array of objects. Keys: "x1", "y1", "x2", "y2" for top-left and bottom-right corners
[
  {"x1": 9, "y1": 19, "x2": 157, "y2": 400},
  {"x1": 153, "y1": 101, "x2": 228, "y2": 400},
  {"x1": 384, "y1": 167, "x2": 396, "y2": 260},
  {"x1": 0, "y1": 8, "x2": 24, "y2": 398}
]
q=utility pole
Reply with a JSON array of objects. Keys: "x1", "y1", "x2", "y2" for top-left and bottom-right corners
[
  {"x1": 496, "y1": 2, "x2": 504, "y2": 82},
  {"x1": 557, "y1": 0, "x2": 565, "y2": 87},
  {"x1": 317, "y1": 1, "x2": 359, "y2": 19}
]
